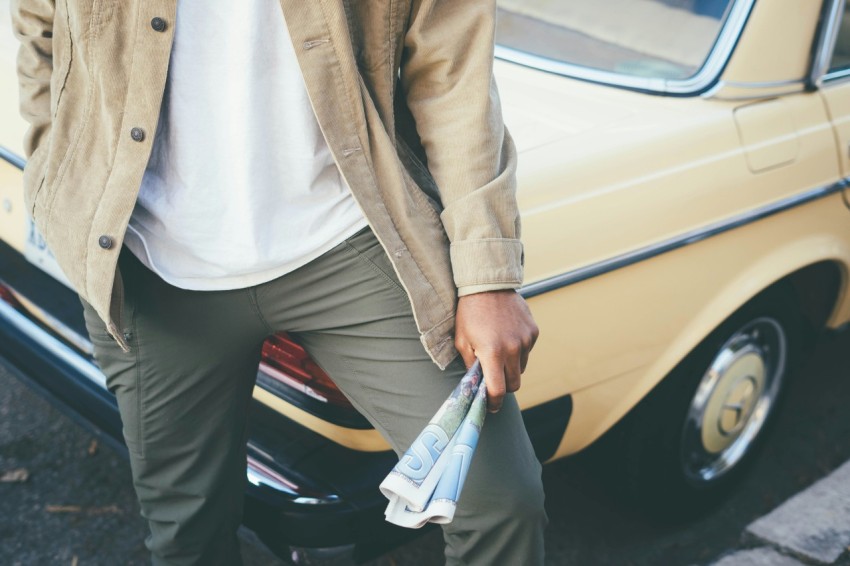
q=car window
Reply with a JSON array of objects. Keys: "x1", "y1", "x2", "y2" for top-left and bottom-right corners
[
  {"x1": 496, "y1": 0, "x2": 735, "y2": 81},
  {"x1": 829, "y1": 4, "x2": 850, "y2": 73}
]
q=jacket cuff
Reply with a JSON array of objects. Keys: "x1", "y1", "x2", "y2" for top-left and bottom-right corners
[
  {"x1": 450, "y1": 238, "x2": 524, "y2": 292},
  {"x1": 456, "y1": 283, "x2": 521, "y2": 297}
]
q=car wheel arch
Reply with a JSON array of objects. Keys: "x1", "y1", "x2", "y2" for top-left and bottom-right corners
[{"x1": 643, "y1": 239, "x2": 849, "y2": 410}]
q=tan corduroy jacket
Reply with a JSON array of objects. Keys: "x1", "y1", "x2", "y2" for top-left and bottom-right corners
[{"x1": 11, "y1": 0, "x2": 522, "y2": 370}]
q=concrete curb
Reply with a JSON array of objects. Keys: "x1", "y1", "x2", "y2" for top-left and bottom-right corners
[
  {"x1": 709, "y1": 547, "x2": 806, "y2": 566},
  {"x1": 707, "y1": 459, "x2": 850, "y2": 566}
]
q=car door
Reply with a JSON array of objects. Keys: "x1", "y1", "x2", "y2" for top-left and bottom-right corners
[{"x1": 819, "y1": 1, "x2": 850, "y2": 209}]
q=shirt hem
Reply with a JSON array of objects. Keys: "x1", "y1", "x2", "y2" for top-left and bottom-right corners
[{"x1": 123, "y1": 218, "x2": 370, "y2": 291}]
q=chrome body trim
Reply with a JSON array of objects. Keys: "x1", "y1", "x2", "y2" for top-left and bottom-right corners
[
  {"x1": 0, "y1": 145, "x2": 25, "y2": 170},
  {"x1": 520, "y1": 178, "x2": 849, "y2": 299},
  {"x1": 6, "y1": 286, "x2": 94, "y2": 356},
  {"x1": 247, "y1": 456, "x2": 340, "y2": 506},
  {"x1": 811, "y1": 0, "x2": 847, "y2": 87},
  {"x1": 495, "y1": 0, "x2": 756, "y2": 96},
  {"x1": 0, "y1": 298, "x2": 107, "y2": 388}
]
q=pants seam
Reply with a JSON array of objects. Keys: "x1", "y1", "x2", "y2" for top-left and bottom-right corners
[
  {"x1": 350, "y1": 368, "x2": 403, "y2": 451},
  {"x1": 246, "y1": 287, "x2": 274, "y2": 335},
  {"x1": 128, "y1": 296, "x2": 145, "y2": 460}
]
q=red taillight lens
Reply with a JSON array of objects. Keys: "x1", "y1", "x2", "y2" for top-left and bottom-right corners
[
  {"x1": 0, "y1": 284, "x2": 22, "y2": 309},
  {"x1": 260, "y1": 332, "x2": 354, "y2": 408}
]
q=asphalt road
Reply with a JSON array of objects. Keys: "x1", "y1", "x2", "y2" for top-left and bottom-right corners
[{"x1": 1, "y1": 328, "x2": 848, "y2": 565}]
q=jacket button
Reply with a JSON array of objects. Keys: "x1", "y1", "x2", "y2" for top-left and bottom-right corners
[
  {"x1": 98, "y1": 235, "x2": 114, "y2": 249},
  {"x1": 150, "y1": 17, "x2": 167, "y2": 32},
  {"x1": 130, "y1": 127, "x2": 145, "y2": 142}
]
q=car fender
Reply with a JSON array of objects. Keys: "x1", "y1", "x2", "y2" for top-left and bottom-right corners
[{"x1": 546, "y1": 200, "x2": 850, "y2": 459}]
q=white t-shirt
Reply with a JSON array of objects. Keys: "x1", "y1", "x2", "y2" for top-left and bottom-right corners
[{"x1": 123, "y1": 0, "x2": 368, "y2": 290}]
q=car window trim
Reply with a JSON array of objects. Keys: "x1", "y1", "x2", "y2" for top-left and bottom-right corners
[
  {"x1": 824, "y1": 67, "x2": 850, "y2": 83},
  {"x1": 494, "y1": 0, "x2": 756, "y2": 97},
  {"x1": 812, "y1": 0, "x2": 849, "y2": 86}
]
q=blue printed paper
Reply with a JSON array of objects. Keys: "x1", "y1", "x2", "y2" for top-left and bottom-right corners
[{"x1": 380, "y1": 360, "x2": 487, "y2": 528}]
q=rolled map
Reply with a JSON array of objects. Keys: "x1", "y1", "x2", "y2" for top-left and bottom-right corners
[{"x1": 380, "y1": 360, "x2": 488, "y2": 528}]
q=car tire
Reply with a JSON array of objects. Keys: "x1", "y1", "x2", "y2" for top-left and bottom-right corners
[{"x1": 597, "y1": 282, "x2": 805, "y2": 523}]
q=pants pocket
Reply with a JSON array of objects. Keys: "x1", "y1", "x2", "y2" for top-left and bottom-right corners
[
  {"x1": 342, "y1": 228, "x2": 409, "y2": 300},
  {"x1": 79, "y1": 272, "x2": 144, "y2": 457}
]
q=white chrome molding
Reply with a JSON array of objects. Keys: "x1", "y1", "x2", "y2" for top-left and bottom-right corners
[
  {"x1": 812, "y1": 0, "x2": 847, "y2": 87},
  {"x1": 495, "y1": 0, "x2": 756, "y2": 96},
  {"x1": 520, "y1": 178, "x2": 849, "y2": 298},
  {"x1": 494, "y1": 45, "x2": 667, "y2": 93},
  {"x1": 0, "y1": 298, "x2": 107, "y2": 388},
  {"x1": 0, "y1": 145, "x2": 26, "y2": 170},
  {"x1": 247, "y1": 456, "x2": 341, "y2": 506},
  {"x1": 7, "y1": 287, "x2": 94, "y2": 356}
]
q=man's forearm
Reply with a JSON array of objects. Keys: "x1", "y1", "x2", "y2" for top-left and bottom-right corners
[{"x1": 400, "y1": 0, "x2": 523, "y2": 294}]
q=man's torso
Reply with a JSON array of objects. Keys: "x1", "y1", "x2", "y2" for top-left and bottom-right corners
[{"x1": 124, "y1": 0, "x2": 368, "y2": 290}]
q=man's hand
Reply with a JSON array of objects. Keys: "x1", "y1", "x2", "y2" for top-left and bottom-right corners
[{"x1": 454, "y1": 290, "x2": 539, "y2": 413}]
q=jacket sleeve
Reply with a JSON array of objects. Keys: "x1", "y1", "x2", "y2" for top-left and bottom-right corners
[
  {"x1": 400, "y1": 0, "x2": 523, "y2": 297},
  {"x1": 11, "y1": 0, "x2": 55, "y2": 159}
]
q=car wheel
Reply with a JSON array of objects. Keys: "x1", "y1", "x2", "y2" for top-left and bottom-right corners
[{"x1": 607, "y1": 283, "x2": 804, "y2": 522}]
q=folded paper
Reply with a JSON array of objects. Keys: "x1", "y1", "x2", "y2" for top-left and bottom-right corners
[{"x1": 380, "y1": 360, "x2": 487, "y2": 528}]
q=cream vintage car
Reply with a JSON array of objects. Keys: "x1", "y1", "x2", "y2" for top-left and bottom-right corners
[{"x1": 1, "y1": 0, "x2": 849, "y2": 561}]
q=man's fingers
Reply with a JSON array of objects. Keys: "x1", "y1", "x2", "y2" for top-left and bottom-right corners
[
  {"x1": 479, "y1": 355, "x2": 506, "y2": 413},
  {"x1": 455, "y1": 339, "x2": 477, "y2": 370},
  {"x1": 520, "y1": 321, "x2": 539, "y2": 373},
  {"x1": 519, "y1": 332, "x2": 536, "y2": 373},
  {"x1": 494, "y1": 333, "x2": 523, "y2": 392},
  {"x1": 520, "y1": 347, "x2": 530, "y2": 374},
  {"x1": 505, "y1": 342, "x2": 522, "y2": 393}
]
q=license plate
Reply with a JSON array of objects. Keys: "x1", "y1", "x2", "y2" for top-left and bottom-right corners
[{"x1": 25, "y1": 217, "x2": 76, "y2": 292}]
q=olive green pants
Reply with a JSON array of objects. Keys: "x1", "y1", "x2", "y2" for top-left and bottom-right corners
[{"x1": 79, "y1": 226, "x2": 546, "y2": 565}]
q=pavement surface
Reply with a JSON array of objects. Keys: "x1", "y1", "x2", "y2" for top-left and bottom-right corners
[{"x1": 1, "y1": 328, "x2": 848, "y2": 565}]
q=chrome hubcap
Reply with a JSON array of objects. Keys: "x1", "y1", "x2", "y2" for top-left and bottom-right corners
[{"x1": 680, "y1": 317, "x2": 787, "y2": 486}]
